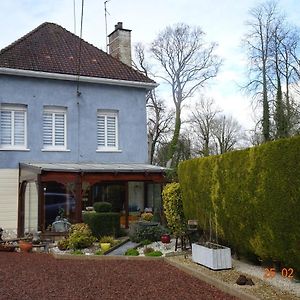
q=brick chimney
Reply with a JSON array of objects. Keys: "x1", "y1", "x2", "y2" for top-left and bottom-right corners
[{"x1": 108, "y1": 22, "x2": 132, "y2": 66}]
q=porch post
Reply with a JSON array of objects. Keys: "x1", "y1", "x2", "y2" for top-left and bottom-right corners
[
  {"x1": 75, "y1": 173, "x2": 83, "y2": 222},
  {"x1": 17, "y1": 181, "x2": 26, "y2": 237},
  {"x1": 124, "y1": 182, "x2": 129, "y2": 228}
]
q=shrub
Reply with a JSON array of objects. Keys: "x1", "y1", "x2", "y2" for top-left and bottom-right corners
[
  {"x1": 125, "y1": 248, "x2": 139, "y2": 256},
  {"x1": 57, "y1": 238, "x2": 69, "y2": 251},
  {"x1": 145, "y1": 250, "x2": 163, "y2": 257},
  {"x1": 83, "y1": 211, "x2": 120, "y2": 238},
  {"x1": 99, "y1": 235, "x2": 116, "y2": 245},
  {"x1": 95, "y1": 250, "x2": 103, "y2": 256},
  {"x1": 141, "y1": 212, "x2": 153, "y2": 222},
  {"x1": 141, "y1": 239, "x2": 152, "y2": 246},
  {"x1": 93, "y1": 202, "x2": 112, "y2": 213},
  {"x1": 178, "y1": 135, "x2": 300, "y2": 272},
  {"x1": 68, "y1": 223, "x2": 96, "y2": 250},
  {"x1": 129, "y1": 222, "x2": 169, "y2": 243},
  {"x1": 162, "y1": 183, "x2": 186, "y2": 235}
]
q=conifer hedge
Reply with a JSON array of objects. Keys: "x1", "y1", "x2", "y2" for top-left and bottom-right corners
[{"x1": 178, "y1": 135, "x2": 300, "y2": 271}]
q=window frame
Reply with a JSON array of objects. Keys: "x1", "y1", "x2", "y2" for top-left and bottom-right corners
[
  {"x1": 42, "y1": 106, "x2": 67, "y2": 151},
  {"x1": 0, "y1": 104, "x2": 28, "y2": 150},
  {"x1": 97, "y1": 110, "x2": 119, "y2": 152}
]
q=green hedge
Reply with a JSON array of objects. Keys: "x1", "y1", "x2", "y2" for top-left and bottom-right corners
[
  {"x1": 178, "y1": 135, "x2": 300, "y2": 271},
  {"x1": 82, "y1": 211, "x2": 120, "y2": 238}
]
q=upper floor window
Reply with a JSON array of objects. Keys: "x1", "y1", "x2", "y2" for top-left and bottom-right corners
[
  {"x1": 97, "y1": 110, "x2": 118, "y2": 151},
  {"x1": 0, "y1": 104, "x2": 27, "y2": 150},
  {"x1": 43, "y1": 106, "x2": 67, "y2": 150}
]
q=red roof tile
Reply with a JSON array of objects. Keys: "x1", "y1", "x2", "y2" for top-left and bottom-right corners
[{"x1": 0, "y1": 22, "x2": 154, "y2": 84}]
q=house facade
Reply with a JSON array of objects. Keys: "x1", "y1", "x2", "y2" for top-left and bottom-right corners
[{"x1": 0, "y1": 22, "x2": 165, "y2": 236}]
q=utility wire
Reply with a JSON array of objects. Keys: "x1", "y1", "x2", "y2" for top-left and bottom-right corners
[
  {"x1": 104, "y1": 0, "x2": 110, "y2": 52},
  {"x1": 73, "y1": 0, "x2": 76, "y2": 34},
  {"x1": 76, "y1": 0, "x2": 84, "y2": 96}
]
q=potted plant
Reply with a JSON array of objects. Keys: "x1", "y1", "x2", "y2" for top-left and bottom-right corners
[
  {"x1": 192, "y1": 214, "x2": 232, "y2": 270},
  {"x1": 99, "y1": 236, "x2": 114, "y2": 252},
  {"x1": 19, "y1": 233, "x2": 33, "y2": 252},
  {"x1": 192, "y1": 241, "x2": 232, "y2": 270}
]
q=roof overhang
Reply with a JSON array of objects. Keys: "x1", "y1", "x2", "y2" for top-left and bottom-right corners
[
  {"x1": 0, "y1": 67, "x2": 158, "y2": 90},
  {"x1": 20, "y1": 162, "x2": 166, "y2": 174}
]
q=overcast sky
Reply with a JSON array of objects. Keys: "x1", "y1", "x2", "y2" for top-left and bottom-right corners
[{"x1": 0, "y1": 0, "x2": 300, "y2": 130}]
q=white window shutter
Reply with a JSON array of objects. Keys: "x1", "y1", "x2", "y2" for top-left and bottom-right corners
[
  {"x1": 14, "y1": 111, "x2": 25, "y2": 145},
  {"x1": 107, "y1": 116, "x2": 116, "y2": 147},
  {"x1": 97, "y1": 115, "x2": 106, "y2": 147},
  {"x1": 0, "y1": 110, "x2": 12, "y2": 145},
  {"x1": 54, "y1": 113, "x2": 65, "y2": 146},
  {"x1": 43, "y1": 113, "x2": 53, "y2": 146}
]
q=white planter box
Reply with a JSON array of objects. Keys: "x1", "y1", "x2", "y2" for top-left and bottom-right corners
[{"x1": 192, "y1": 242, "x2": 232, "y2": 270}]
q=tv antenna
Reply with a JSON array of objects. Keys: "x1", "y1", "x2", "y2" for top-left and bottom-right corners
[{"x1": 104, "y1": 0, "x2": 111, "y2": 52}]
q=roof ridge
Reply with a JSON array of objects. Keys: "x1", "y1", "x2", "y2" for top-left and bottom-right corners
[{"x1": 0, "y1": 22, "x2": 156, "y2": 84}]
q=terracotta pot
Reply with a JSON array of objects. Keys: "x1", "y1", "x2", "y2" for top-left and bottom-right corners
[
  {"x1": 161, "y1": 234, "x2": 171, "y2": 244},
  {"x1": 19, "y1": 241, "x2": 33, "y2": 253}
]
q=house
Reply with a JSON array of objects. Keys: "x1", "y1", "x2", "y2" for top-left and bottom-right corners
[{"x1": 0, "y1": 22, "x2": 165, "y2": 237}]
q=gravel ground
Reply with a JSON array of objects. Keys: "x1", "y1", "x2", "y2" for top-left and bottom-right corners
[
  {"x1": 0, "y1": 252, "x2": 237, "y2": 300},
  {"x1": 167, "y1": 255, "x2": 300, "y2": 300}
]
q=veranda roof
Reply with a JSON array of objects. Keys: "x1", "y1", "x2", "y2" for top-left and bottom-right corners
[{"x1": 20, "y1": 162, "x2": 166, "y2": 174}]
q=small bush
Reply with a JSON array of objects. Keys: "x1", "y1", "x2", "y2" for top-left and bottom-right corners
[
  {"x1": 83, "y1": 211, "x2": 120, "y2": 238},
  {"x1": 99, "y1": 235, "x2": 115, "y2": 245},
  {"x1": 95, "y1": 250, "x2": 103, "y2": 255},
  {"x1": 145, "y1": 250, "x2": 163, "y2": 257},
  {"x1": 57, "y1": 238, "x2": 69, "y2": 251},
  {"x1": 68, "y1": 223, "x2": 96, "y2": 250},
  {"x1": 141, "y1": 239, "x2": 152, "y2": 246},
  {"x1": 141, "y1": 212, "x2": 153, "y2": 222},
  {"x1": 125, "y1": 248, "x2": 139, "y2": 256},
  {"x1": 129, "y1": 222, "x2": 169, "y2": 243},
  {"x1": 93, "y1": 202, "x2": 112, "y2": 213}
]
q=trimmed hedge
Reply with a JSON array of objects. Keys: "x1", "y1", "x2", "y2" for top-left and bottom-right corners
[
  {"x1": 178, "y1": 135, "x2": 300, "y2": 271},
  {"x1": 83, "y1": 211, "x2": 120, "y2": 238},
  {"x1": 93, "y1": 202, "x2": 112, "y2": 213}
]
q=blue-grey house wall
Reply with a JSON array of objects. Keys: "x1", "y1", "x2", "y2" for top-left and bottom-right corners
[{"x1": 0, "y1": 74, "x2": 148, "y2": 168}]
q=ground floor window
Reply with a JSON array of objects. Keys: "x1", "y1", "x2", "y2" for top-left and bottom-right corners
[{"x1": 43, "y1": 181, "x2": 76, "y2": 229}]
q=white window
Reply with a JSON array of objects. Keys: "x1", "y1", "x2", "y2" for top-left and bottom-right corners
[
  {"x1": 43, "y1": 106, "x2": 67, "y2": 150},
  {"x1": 0, "y1": 104, "x2": 27, "y2": 150},
  {"x1": 97, "y1": 110, "x2": 118, "y2": 151}
]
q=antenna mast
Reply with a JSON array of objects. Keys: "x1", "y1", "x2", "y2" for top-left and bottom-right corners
[{"x1": 104, "y1": 0, "x2": 110, "y2": 52}]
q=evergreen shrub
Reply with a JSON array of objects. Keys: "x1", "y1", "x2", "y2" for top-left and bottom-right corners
[
  {"x1": 83, "y1": 211, "x2": 120, "y2": 238},
  {"x1": 93, "y1": 202, "x2": 112, "y2": 213},
  {"x1": 162, "y1": 183, "x2": 186, "y2": 235},
  {"x1": 178, "y1": 136, "x2": 300, "y2": 271}
]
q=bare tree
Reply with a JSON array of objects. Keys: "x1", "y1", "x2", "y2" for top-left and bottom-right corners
[
  {"x1": 189, "y1": 97, "x2": 220, "y2": 156},
  {"x1": 133, "y1": 43, "x2": 173, "y2": 164},
  {"x1": 212, "y1": 116, "x2": 243, "y2": 154},
  {"x1": 189, "y1": 98, "x2": 244, "y2": 156},
  {"x1": 151, "y1": 23, "x2": 221, "y2": 167},
  {"x1": 243, "y1": 1, "x2": 278, "y2": 142},
  {"x1": 244, "y1": 0, "x2": 300, "y2": 141}
]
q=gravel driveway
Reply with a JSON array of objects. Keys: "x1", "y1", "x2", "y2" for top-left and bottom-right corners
[{"x1": 0, "y1": 253, "x2": 237, "y2": 300}]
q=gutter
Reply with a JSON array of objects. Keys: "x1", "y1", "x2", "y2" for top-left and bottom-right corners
[{"x1": 0, "y1": 67, "x2": 158, "y2": 90}]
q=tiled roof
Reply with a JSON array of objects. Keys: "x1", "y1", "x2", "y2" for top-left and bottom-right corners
[{"x1": 0, "y1": 22, "x2": 154, "y2": 84}]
